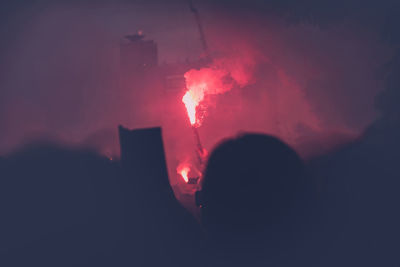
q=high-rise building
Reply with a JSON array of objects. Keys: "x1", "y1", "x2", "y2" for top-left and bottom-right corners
[{"x1": 120, "y1": 33, "x2": 158, "y2": 75}]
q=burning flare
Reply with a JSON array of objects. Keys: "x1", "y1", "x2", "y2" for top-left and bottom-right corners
[
  {"x1": 177, "y1": 162, "x2": 191, "y2": 183},
  {"x1": 182, "y1": 91, "x2": 197, "y2": 126},
  {"x1": 181, "y1": 82, "x2": 206, "y2": 127},
  {"x1": 178, "y1": 54, "x2": 255, "y2": 184}
]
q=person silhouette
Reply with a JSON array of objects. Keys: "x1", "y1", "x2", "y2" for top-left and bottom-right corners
[{"x1": 196, "y1": 133, "x2": 318, "y2": 266}]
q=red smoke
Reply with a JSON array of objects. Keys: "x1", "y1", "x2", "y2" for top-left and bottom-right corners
[
  {"x1": 177, "y1": 46, "x2": 259, "y2": 183},
  {"x1": 182, "y1": 49, "x2": 257, "y2": 128}
]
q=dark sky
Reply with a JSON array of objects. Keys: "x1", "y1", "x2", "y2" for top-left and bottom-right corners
[{"x1": 0, "y1": 0, "x2": 399, "y2": 156}]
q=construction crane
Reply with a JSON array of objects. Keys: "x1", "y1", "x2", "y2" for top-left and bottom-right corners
[{"x1": 187, "y1": 0, "x2": 210, "y2": 58}]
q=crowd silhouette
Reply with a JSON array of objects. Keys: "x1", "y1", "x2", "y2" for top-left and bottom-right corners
[{"x1": 0, "y1": 128, "x2": 399, "y2": 266}]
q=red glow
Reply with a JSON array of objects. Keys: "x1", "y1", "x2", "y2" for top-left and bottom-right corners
[
  {"x1": 182, "y1": 90, "x2": 200, "y2": 126},
  {"x1": 181, "y1": 78, "x2": 208, "y2": 127},
  {"x1": 182, "y1": 67, "x2": 234, "y2": 127},
  {"x1": 177, "y1": 162, "x2": 191, "y2": 183}
]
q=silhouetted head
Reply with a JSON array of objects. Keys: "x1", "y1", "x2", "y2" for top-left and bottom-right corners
[{"x1": 198, "y1": 134, "x2": 316, "y2": 246}]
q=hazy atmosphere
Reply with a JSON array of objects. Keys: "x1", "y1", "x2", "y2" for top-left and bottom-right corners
[
  {"x1": 1, "y1": 0, "x2": 397, "y2": 157},
  {"x1": 1, "y1": 1, "x2": 400, "y2": 266}
]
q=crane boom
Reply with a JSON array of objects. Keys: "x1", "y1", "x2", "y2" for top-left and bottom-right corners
[{"x1": 188, "y1": 0, "x2": 210, "y2": 58}]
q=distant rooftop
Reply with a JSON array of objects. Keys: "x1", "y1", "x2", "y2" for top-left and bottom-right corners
[{"x1": 124, "y1": 33, "x2": 145, "y2": 42}]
